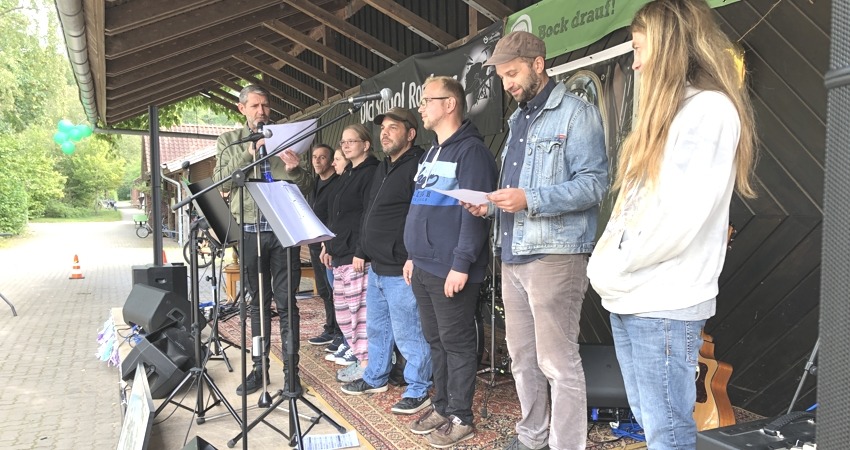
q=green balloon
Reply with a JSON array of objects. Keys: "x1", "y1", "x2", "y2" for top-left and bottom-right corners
[
  {"x1": 68, "y1": 127, "x2": 83, "y2": 142},
  {"x1": 53, "y1": 131, "x2": 69, "y2": 145},
  {"x1": 79, "y1": 124, "x2": 93, "y2": 138},
  {"x1": 58, "y1": 119, "x2": 74, "y2": 133},
  {"x1": 60, "y1": 141, "x2": 75, "y2": 154}
]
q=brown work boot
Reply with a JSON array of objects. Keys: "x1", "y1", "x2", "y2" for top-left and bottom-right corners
[
  {"x1": 427, "y1": 415, "x2": 474, "y2": 448},
  {"x1": 408, "y1": 405, "x2": 448, "y2": 435}
]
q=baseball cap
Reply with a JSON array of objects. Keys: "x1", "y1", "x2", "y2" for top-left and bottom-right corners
[
  {"x1": 373, "y1": 106, "x2": 418, "y2": 131},
  {"x1": 483, "y1": 31, "x2": 546, "y2": 66}
]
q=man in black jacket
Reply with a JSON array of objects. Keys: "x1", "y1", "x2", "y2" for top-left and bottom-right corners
[
  {"x1": 339, "y1": 107, "x2": 433, "y2": 416},
  {"x1": 306, "y1": 144, "x2": 342, "y2": 352}
]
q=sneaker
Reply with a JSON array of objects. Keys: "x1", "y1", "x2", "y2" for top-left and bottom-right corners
[
  {"x1": 427, "y1": 415, "x2": 474, "y2": 448},
  {"x1": 392, "y1": 395, "x2": 431, "y2": 415},
  {"x1": 503, "y1": 435, "x2": 549, "y2": 450},
  {"x1": 325, "y1": 335, "x2": 344, "y2": 353},
  {"x1": 335, "y1": 347, "x2": 357, "y2": 366},
  {"x1": 308, "y1": 331, "x2": 335, "y2": 346},
  {"x1": 409, "y1": 405, "x2": 448, "y2": 435},
  {"x1": 340, "y1": 378, "x2": 388, "y2": 395},
  {"x1": 325, "y1": 343, "x2": 348, "y2": 361},
  {"x1": 336, "y1": 362, "x2": 366, "y2": 383},
  {"x1": 236, "y1": 370, "x2": 268, "y2": 396}
]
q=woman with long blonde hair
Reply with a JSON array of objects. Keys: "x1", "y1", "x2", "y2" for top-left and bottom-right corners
[{"x1": 587, "y1": 0, "x2": 757, "y2": 448}]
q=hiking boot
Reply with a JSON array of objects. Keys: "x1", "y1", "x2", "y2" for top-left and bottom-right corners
[
  {"x1": 409, "y1": 405, "x2": 448, "y2": 435},
  {"x1": 504, "y1": 435, "x2": 549, "y2": 450},
  {"x1": 340, "y1": 378, "x2": 388, "y2": 395},
  {"x1": 325, "y1": 342, "x2": 348, "y2": 361},
  {"x1": 325, "y1": 335, "x2": 344, "y2": 353},
  {"x1": 236, "y1": 369, "x2": 268, "y2": 396},
  {"x1": 308, "y1": 331, "x2": 334, "y2": 346},
  {"x1": 427, "y1": 415, "x2": 474, "y2": 448},
  {"x1": 335, "y1": 347, "x2": 357, "y2": 366},
  {"x1": 391, "y1": 395, "x2": 431, "y2": 415},
  {"x1": 336, "y1": 362, "x2": 366, "y2": 383}
]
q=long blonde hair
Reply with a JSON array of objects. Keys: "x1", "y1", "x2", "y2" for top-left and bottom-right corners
[{"x1": 615, "y1": 0, "x2": 757, "y2": 198}]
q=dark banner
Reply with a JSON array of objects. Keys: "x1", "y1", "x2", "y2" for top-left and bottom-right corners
[{"x1": 359, "y1": 21, "x2": 504, "y2": 138}]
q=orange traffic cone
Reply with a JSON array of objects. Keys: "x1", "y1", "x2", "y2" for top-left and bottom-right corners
[
  {"x1": 69, "y1": 254, "x2": 85, "y2": 279},
  {"x1": 162, "y1": 250, "x2": 168, "y2": 264}
]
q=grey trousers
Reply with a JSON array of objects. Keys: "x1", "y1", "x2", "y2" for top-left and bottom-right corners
[{"x1": 502, "y1": 254, "x2": 589, "y2": 450}]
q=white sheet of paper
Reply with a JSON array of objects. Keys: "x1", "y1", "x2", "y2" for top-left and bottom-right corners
[
  {"x1": 429, "y1": 188, "x2": 490, "y2": 205},
  {"x1": 264, "y1": 119, "x2": 319, "y2": 155},
  {"x1": 246, "y1": 181, "x2": 334, "y2": 247},
  {"x1": 302, "y1": 430, "x2": 359, "y2": 450}
]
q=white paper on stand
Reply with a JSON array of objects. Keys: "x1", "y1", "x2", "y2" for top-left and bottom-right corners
[
  {"x1": 429, "y1": 188, "x2": 491, "y2": 205},
  {"x1": 264, "y1": 119, "x2": 319, "y2": 155},
  {"x1": 302, "y1": 430, "x2": 360, "y2": 450},
  {"x1": 246, "y1": 181, "x2": 334, "y2": 247}
]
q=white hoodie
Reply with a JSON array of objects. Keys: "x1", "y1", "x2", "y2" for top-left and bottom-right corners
[{"x1": 587, "y1": 87, "x2": 740, "y2": 315}]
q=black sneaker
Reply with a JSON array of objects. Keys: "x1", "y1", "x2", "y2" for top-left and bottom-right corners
[
  {"x1": 340, "y1": 378, "x2": 388, "y2": 395},
  {"x1": 391, "y1": 395, "x2": 431, "y2": 415},
  {"x1": 308, "y1": 331, "x2": 335, "y2": 346},
  {"x1": 236, "y1": 370, "x2": 267, "y2": 396},
  {"x1": 325, "y1": 335, "x2": 343, "y2": 353}
]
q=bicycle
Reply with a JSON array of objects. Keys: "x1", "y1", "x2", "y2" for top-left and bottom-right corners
[{"x1": 134, "y1": 215, "x2": 177, "y2": 240}]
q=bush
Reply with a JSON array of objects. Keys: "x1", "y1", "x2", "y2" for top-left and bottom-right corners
[
  {"x1": 43, "y1": 200, "x2": 90, "y2": 219},
  {"x1": 0, "y1": 181, "x2": 27, "y2": 234}
]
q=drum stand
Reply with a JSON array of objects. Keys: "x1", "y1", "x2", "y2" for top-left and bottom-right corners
[{"x1": 476, "y1": 245, "x2": 512, "y2": 419}]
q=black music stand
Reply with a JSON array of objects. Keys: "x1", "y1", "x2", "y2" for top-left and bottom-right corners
[{"x1": 227, "y1": 180, "x2": 344, "y2": 449}]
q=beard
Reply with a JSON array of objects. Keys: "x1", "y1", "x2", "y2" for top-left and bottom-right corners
[{"x1": 513, "y1": 74, "x2": 542, "y2": 104}]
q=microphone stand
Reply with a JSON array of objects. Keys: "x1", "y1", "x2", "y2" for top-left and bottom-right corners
[{"x1": 172, "y1": 101, "x2": 364, "y2": 450}]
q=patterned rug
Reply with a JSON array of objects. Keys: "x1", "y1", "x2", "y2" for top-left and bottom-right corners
[{"x1": 217, "y1": 294, "x2": 760, "y2": 449}]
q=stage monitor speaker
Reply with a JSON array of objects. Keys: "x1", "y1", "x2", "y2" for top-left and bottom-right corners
[
  {"x1": 132, "y1": 263, "x2": 188, "y2": 301},
  {"x1": 123, "y1": 283, "x2": 198, "y2": 332},
  {"x1": 181, "y1": 436, "x2": 218, "y2": 450},
  {"x1": 581, "y1": 344, "x2": 630, "y2": 409},
  {"x1": 697, "y1": 414, "x2": 816, "y2": 449},
  {"x1": 121, "y1": 327, "x2": 196, "y2": 399}
]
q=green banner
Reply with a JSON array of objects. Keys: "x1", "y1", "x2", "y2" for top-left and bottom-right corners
[{"x1": 506, "y1": 0, "x2": 739, "y2": 59}]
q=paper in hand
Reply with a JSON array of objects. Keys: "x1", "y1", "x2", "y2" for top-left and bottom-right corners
[
  {"x1": 264, "y1": 119, "x2": 319, "y2": 155},
  {"x1": 429, "y1": 188, "x2": 490, "y2": 205}
]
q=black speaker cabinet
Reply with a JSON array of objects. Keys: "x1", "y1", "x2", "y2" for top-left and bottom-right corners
[
  {"x1": 132, "y1": 263, "x2": 188, "y2": 301},
  {"x1": 121, "y1": 327, "x2": 196, "y2": 399},
  {"x1": 123, "y1": 283, "x2": 194, "y2": 332},
  {"x1": 581, "y1": 344, "x2": 630, "y2": 409},
  {"x1": 181, "y1": 436, "x2": 218, "y2": 450},
  {"x1": 697, "y1": 414, "x2": 816, "y2": 449}
]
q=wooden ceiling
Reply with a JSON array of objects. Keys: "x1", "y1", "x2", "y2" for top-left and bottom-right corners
[{"x1": 75, "y1": 0, "x2": 520, "y2": 126}]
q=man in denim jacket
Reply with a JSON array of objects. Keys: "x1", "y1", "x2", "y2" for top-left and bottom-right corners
[{"x1": 468, "y1": 31, "x2": 608, "y2": 450}]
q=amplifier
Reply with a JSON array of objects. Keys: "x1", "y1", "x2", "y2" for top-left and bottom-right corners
[{"x1": 697, "y1": 413, "x2": 816, "y2": 450}]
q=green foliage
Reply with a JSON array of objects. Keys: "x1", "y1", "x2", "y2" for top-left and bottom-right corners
[
  {"x1": 114, "y1": 95, "x2": 243, "y2": 130},
  {"x1": 40, "y1": 201, "x2": 122, "y2": 221},
  {"x1": 0, "y1": 141, "x2": 28, "y2": 234},
  {"x1": 55, "y1": 137, "x2": 125, "y2": 209}
]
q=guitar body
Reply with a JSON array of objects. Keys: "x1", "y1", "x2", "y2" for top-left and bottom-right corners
[{"x1": 694, "y1": 332, "x2": 736, "y2": 431}]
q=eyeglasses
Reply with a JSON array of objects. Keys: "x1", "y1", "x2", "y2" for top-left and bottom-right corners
[
  {"x1": 338, "y1": 139, "x2": 364, "y2": 146},
  {"x1": 419, "y1": 97, "x2": 450, "y2": 108}
]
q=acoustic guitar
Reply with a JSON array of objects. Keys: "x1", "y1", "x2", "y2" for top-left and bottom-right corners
[{"x1": 694, "y1": 331, "x2": 736, "y2": 430}]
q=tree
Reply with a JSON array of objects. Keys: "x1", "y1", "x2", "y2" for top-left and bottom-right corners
[{"x1": 56, "y1": 137, "x2": 125, "y2": 209}]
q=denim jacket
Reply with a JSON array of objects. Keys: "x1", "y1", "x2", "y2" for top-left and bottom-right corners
[{"x1": 495, "y1": 82, "x2": 608, "y2": 255}]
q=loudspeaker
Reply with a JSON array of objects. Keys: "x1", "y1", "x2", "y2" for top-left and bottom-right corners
[
  {"x1": 122, "y1": 283, "x2": 195, "y2": 332},
  {"x1": 132, "y1": 263, "x2": 188, "y2": 301},
  {"x1": 121, "y1": 327, "x2": 196, "y2": 398},
  {"x1": 581, "y1": 344, "x2": 630, "y2": 408},
  {"x1": 181, "y1": 436, "x2": 218, "y2": 450},
  {"x1": 697, "y1": 414, "x2": 816, "y2": 449}
]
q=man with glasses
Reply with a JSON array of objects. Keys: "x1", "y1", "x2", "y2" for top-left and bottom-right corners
[{"x1": 403, "y1": 76, "x2": 497, "y2": 448}]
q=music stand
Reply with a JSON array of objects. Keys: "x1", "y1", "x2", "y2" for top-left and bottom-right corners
[{"x1": 227, "y1": 180, "x2": 344, "y2": 449}]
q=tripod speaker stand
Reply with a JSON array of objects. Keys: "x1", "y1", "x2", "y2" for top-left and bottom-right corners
[
  {"x1": 475, "y1": 249, "x2": 512, "y2": 419},
  {"x1": 226, "y1": 180, "x2": 344, "y2": 449}
]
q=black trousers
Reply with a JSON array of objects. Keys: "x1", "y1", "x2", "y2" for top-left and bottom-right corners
[
  {"x1": 411, "y1": 267, "x2": 480, "y2": 425},
  {"x1": 243, "y1": 231, "x2": 301, "y2": 373},
  {"x1": 308, "y1": 243, "x2": 340, "y2": 337}
]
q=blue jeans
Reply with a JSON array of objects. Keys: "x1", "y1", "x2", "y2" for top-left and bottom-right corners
[
  {"x1": 363, "y1": 268, "x2": 432, "y2": 398},
  {"x1": 610, "y1": 313, "x2": 705, "y2": 450}
]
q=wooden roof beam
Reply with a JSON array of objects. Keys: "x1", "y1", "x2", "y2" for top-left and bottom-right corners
[
  {"x1": 108, "y1": 84, "x2": 219, "y2": 123},
  {"x1": 264, "y1": 20, "x2": 374, "y2": 80},
  {"x1": 248, "y1": 39, "x2": 349, "y2": 93},
  {"x1": 107, "y1": 52, "x2": 235, "y2": 99},
  {"x1": 105, "y1": 0, "x2": 284, "y2": 58},
  {"x1": 105, "y1": 0, "x2": 217, "y2": 35},
  {"x1": 460, "y1": 0, "x2": 513, "y2": 23},
  {"x1": 282, "y1": 0, "x2": 406, "y2": 64},
  {"x1": 361, "y1": 0, "x2": 455, "y2": 49},
  {"x1": 109, "y1": 69, "x2": 229, "y2": 110},
  {"x1": 233, "y1": 54, "x2": 324, "y2": 102}
]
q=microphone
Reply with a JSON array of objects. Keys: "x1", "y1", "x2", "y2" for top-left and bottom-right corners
[
  {"x1": 256, "y1": 122, "x2": 266, "y2": 156},
  {"x1": 343, "y1": 88, "x2": 392, "y2": 104},
  {"x1": 231, "y1": 127, "x2": 272, "y2": 145}
]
